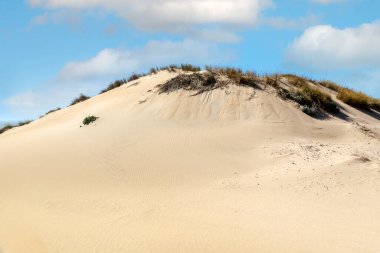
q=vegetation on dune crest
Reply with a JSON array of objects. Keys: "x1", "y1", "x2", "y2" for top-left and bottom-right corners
[
  {"x1": 99, "y1": 79, "x2": 127, "y2": 94},
  {"x1": 70, "y1": 94, "x2": 90, "y2": 106},
  {"x1": 2, "y1": 65, "x2": 378, "y2": 135},
  {"x1": 45, "y1": 107, "x2": 61, "y2": 116},
  {"x1": 0, "y1": 120, "x2": 32, "y2": 135},
  {"x1": 159, "y1": 73, "x2": 217, "y2": 94},
  {"x1": 206, "y1": 66, "x2": 259, "y2": 88},
  {"x1": 319, "y1": 81, "x2": 380, "y2": 111},
  {"x1": 180, "y1": 64, "x2": 201, "y2": 72}
]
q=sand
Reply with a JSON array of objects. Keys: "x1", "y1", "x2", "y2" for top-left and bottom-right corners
[{"x1": 1, "y1": 70, "x2": 380, "y2": 253}]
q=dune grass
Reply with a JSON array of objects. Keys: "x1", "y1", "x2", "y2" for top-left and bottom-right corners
[
  {"x1": 99, "y1": 79, "x2": 127, "y2": 94},
  {"x1": 0, "y1": 120, "x2": 32, "y2": 135},
  {"x1": 319, "y1": 81, "x2": 380, "y2": 111},
  {"x1": 70, "y1": 94, "x2": 90, "y2": 106},
  {"x1": 205, "y1": 66, "x2": 259, "y2": 88},
  {"x1": 180, "y1": 64, "x2": 201, "y2": 72},
  {"x1": 2, "y1": 65, "x2": 378, "y2": 135}
]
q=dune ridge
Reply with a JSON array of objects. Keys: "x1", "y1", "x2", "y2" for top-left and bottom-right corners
[{"x1": 1, "y1": 70, "x2": 379, "y2": 253}]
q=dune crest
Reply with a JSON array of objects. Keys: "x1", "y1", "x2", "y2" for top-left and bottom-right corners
[{"x1": 1, "y1": 70, "x2": 379, "y2": 253}]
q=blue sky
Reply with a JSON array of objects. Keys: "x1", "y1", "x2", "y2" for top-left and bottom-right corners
[{"x1": 1, "y1": 0, "x2": 379, "y2": 122}]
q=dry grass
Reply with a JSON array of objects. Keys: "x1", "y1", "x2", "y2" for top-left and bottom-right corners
[
  {"x1": 180, "y1": 64, "x2": 201, "y2": 72},
  {"x1": 159, "y1": 73, "x2": 217, "y2": 94},
  {"x1": 275, "y1": 75, "x2": 340, "y2": 116},
  {"x1": 42, "y1": 108, "x2": 61, "y2": 118},
  {"x1": 99, "y1": 79, "x2": 127, "y2": 94},
  {"x1": 319, "y1": 81, "x2": 380, "y2": 111},
  {"x1": 299, "y1": 86, "x2": 339, "y2": 114},
  {"x1": 0, "y1": 120, "x2": 32, "y2": 135},
  {"x1": 127, "y1": 73, "x2": 143, "y2": 82},
  {"x1": 206, "y1": 66, "x2": 259, "y2": 88},
  {"x1": 281, "y1": 74, "x2": 310, "y2": 88},
  {"x1": 337, "y1": 89, "x2": 375, "y2": 110},
  {"x1": 206, "y1": 66, "x2": 244, "y2": 79},
  {"x1": 150, "y1": 66, "x2": 177, "y2": 74},
  {"x1": 319, "y1": 81, "x2": 341, "y2": 93},
  {"x1": 70, "y1": 94, "x2": 90, "y2": 106}
]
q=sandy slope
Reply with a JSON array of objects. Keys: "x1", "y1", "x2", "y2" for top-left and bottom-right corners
[{"x1": 1, "y1": 70, "x2": 380, "y2": 253}]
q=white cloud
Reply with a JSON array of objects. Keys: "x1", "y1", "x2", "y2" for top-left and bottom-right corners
[
  {"x1": 260, "y1": 15, "x2": 319, "y2": 30},
  {"x1": 28, "y1": 0, "x2": 272, "y2": 41},
  {"x1": 28, "y1": 0, "x2": 270, "y2": 29},
  {"x1": 286, "y1": 20, "x2": 380, "y2": 71},
  {"x1": 58, "y1": 39, "x2": 229, "y2": 81},
  {"x1": 4, "y1": 39, "x2": 232, "y2": 118}
]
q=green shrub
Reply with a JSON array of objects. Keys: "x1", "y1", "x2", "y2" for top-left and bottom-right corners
[
  {"x1": 70, "y1": 94, "x2": 90, "y2": 106},
  {"x1": 83, "y1": 116, "x2": 98, "y2": 125}
]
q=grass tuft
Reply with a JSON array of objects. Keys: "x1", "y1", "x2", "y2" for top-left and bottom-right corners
[
  {"x1": 70, "y1": 94, "x2": 90, "y2": 106},
  {"x1": 181, "y1": 64, "x2": 201, "y2": 72},
  {"x1": 99, "y1": 79, "x2": 127, "y2": 94},
  {"x1": 319, "y1": 81, "x2": 380, "y2": 111},
  {"x1": 127, "y1": 73, "x2": 143, "y2": 82},
  {"x1": 0, "y1": 120, "x2": 32, "y2": 135}
]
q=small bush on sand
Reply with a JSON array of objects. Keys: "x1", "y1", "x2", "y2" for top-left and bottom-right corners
[
  {"x1": 99, "y1": 79, "x2": 127, "y2": 94},
  {"x1": 83, "y1": 116, "x2": 98, "y2": 125},
  {"x1": 70, "y1": 94, "x2": 90, "y2": 106}
]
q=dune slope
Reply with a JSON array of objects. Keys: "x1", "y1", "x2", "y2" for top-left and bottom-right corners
[{"x1": 1, "y1": 70, "x2": 380, "y2": 253}]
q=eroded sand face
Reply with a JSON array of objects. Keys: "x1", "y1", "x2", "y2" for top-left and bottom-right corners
[{"x1": 1, "y1": 71, "x2": 379, "y2": 253}]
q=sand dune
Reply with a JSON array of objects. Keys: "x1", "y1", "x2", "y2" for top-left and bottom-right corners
[{"x1": 1, "y1": 70, "x2": 379, "y2": 253}]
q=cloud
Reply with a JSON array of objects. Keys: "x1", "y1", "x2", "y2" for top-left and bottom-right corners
[
  {"x1": 286, "y1": 20, "x2": 380, "y2": 71},
  {"x1": 28, "y1": 0, "x2": 268, "y2": 27},
  {"x1": 260, "y1": 15, "x2": 319, "y2": 30},
  {"x1": 4, "y1": 39, "x2": 232, "y2": 118},
  {"x1": 28, "y1": 0, "x2": 271, "y2": 41}
]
